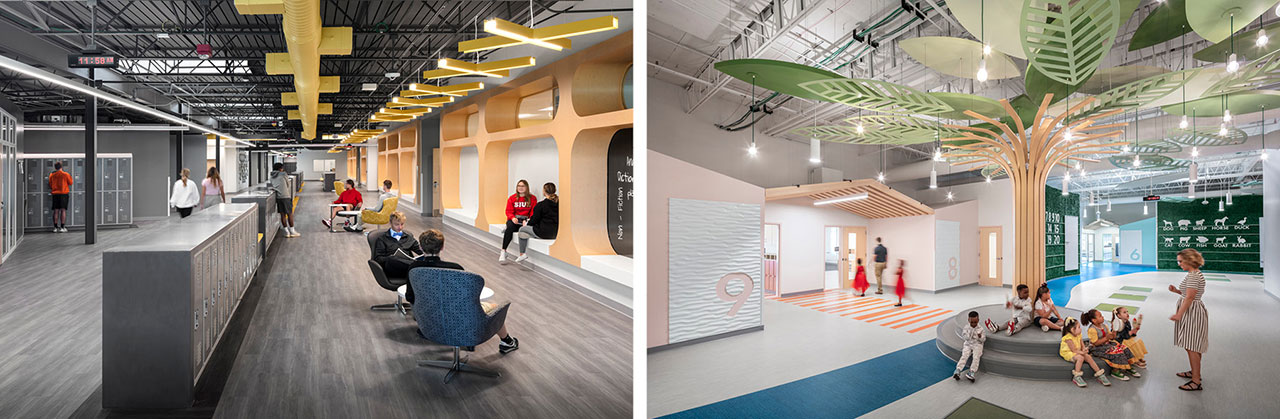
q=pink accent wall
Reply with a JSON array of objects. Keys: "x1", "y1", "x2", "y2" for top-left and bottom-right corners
[
  {"x1": 935, "y1": 200, "x2": 980, "y2": 289},
  {"x1": 648, "y1": 151, "x2": 765, "y2": 348},
  {"x1": 867, "y1": 214, "x2": 936, "y2": 291}
]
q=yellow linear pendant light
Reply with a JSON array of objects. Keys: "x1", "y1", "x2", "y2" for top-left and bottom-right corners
[
  {"x1": 457, "y1": 15, "x2": 619, "y2": 53},
  {"x1": 379, "y1": 107, "x2": 432, "y2": 117},
  {"x1": 389, "y1": 96, "x2": 454, "y2": 108},
  {"x1": 401, "y1": 82, "x2": 485, "y2": 98},
  {"x1": 422, "y1": 57, "x2": 535, "y2": 80}
]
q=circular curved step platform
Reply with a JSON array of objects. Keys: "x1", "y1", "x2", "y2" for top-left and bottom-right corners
[{"x1": 936, "y1": 304, "x2": 1101, "y2": 380}]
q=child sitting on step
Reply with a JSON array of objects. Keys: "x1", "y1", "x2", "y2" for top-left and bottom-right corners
[
  {"x1": 1085, "y1": 309, "x2": 1138, "y2": 381},
  {"x1": 1033, "y1": 285, "x2": 1065, "y2": 332},
  {"x1": 1060, "y1": 317, "x2": 1110, "y2": 387},
  {"x1": 954, "y1": 311, "x2": 986, "y2": 382},
  {"x1": 986, "y1": 284, "x2": 1033, "y2": 336},
  {"x1": 1110, "y1": 306, "x2": 1147, "y2": 369}
]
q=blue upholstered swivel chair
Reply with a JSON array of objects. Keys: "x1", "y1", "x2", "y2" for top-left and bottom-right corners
[{"x1": 410, "y1": 267, "x2": 511, "y2": 383}]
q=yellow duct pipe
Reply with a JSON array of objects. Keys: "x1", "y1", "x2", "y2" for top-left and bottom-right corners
[{"x1": 282, "y1": 0, "x2": 321, "y2": 140}]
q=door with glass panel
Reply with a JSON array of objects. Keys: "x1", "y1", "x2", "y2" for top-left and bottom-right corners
[
  {"x1": 762, "y1": 223, "x2": 780, "y2": 297},
  {"x1": 0, "y1": 109, "x2": 17, "y2": 262},
  {"x1": 840, "y1": 226, "x2": 866, "y2": 289},
  {"x1": 978, "y1": 226, "x2": 1003, "y2": 286}
]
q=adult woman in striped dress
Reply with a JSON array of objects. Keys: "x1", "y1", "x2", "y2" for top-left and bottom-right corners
[{"x1": 1169, "y1": 248, "x2": 1208, "y2": 391}]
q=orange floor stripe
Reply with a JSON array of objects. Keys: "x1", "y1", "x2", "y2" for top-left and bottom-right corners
[
  {"x1": 779, "y1": 291, "x2": 835, "y2": 302},
  {"x1": 862, "y1": 305, "x2": 927, "y2": 323},
  {"x1": 908, "y1": 318, "x2": 948, "y2": 333},
  {"x1": 818, "y1": 298, "x2": 883, "y2": 312},
  {"x1": 839, "y1": 301, "x2": 898, "y2": 316},
  {"x1": 892, "y1": 310, "x2": 953, "y2": 329},
  {"x1": 830, "y1": 302, "x2": 892, "y2": 315},
  {"x1": 882, "y1": 308, "x2": 946, "y2": 327},
  {"x1": 852, "y1": 304, "x2": 920, "y2": 321},
  {"x1": 797, "y1": 295, "x2": 851, "y2": 307}
]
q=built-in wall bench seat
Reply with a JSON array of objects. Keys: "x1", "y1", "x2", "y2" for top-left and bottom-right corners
[{"x1": 442, "y1": 209, "x2": 632, "y2": 314}]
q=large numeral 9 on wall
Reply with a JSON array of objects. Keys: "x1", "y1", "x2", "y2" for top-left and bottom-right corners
[{"x1": 716, "y1": 273, "x2": 755, "y2": 317}]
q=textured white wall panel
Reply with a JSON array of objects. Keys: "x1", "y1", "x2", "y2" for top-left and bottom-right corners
[
  {"x1": 668, "y1": 198, "x2": 763, "y2": 344},
  {"x1": 934, "y1": 220, "x2": 960, "y2": 290}
]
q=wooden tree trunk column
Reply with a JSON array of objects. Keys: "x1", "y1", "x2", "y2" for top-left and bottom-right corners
[{"x1": 1012, "y1": 172, "x2": 1048, "y2": 292}]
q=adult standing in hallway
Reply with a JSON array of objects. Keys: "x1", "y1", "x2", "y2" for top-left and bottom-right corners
[
  {"x1": 873, "y1": 237, "x2": 888, "y2": 294},
  {"x1": 1170, "y1": 248, "x2": 1208, "y2": 391},
  {"x1": 47, "y1": 161, "x2": 72, "y2": 232},
  {"x1": 169, "y1": 168, "x2": 200, "y2": 218},
  {"x1": 201, "y1": 167, "x2": 226, "y2": 210},
  {"x1": 269, "y1": 163, "x2": 299, "y2": 237}
]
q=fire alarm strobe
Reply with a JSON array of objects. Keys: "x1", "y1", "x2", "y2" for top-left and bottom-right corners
[{"x1": 196, "y1": 44, "x2": 213, "y2": 59}]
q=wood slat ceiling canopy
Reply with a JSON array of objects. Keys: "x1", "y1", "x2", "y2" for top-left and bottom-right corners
[{"x1": 765, "y1": 180, "x2": 935, "y2": 218}]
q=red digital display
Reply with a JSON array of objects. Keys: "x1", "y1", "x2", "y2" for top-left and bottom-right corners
[{"x1": 68, "y1": 54, "x2": 118, "y2": 68}]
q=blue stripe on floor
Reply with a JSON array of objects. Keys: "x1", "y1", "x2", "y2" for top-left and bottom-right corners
[
  {"x1": 658, "y1": 340, "x2": 953, "y2": 419},
  {"x1": 1046, "y1": 262, "x2": 1156, "y2": 307}
]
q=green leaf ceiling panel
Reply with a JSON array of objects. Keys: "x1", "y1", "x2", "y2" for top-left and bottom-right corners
[
  {"x1": 1021, "y1": 0, "x2": 1122, "y2": 85},
  {"x1": 1205, "y1": 48, "x2": 1280, "y2": 96},
  {"x1": 798, "y1": 78, "x2": 954, "y2": 115},
  {"x1": 1078, "y1": 65, "x2": 1171, "y2": 95},
  {"x1": 1073, "y1": 69, "x2": 1200, "y2": 120},
  {"x1": 949, "y1": 0, "x2": 1028, "y2": 59},
  {"x1": 930, "y1": 92, "x2": 1008, "y2": 120},
  {"x1": 1194, "y1": 20, "x2": 1280, "y2": 62},
  {"x1": 1108, "y1": 154, "x2": 1192, "y2": 171},
  {"x1": 1186, "y1": 0, "x2": 1280, "y2": 44},
  {"x1": 713, "y1": 59, "x2": 844, "y2": 101},
  {"x1": 1167, "y1": 127, "x2": 1249, "y2": 147},
  {"x1": 899, "y1": 37, "x2": 1020, "y2": 80},
  {"x1": 1132, "y1": 67, "x2": 1229, "y2": 110},
  {"x1": 792, "y1": 125, "x2": 938, "y2": 145},
  {"x1": 1159, "y1": 91, "x2": 1280, "y2": 117},
  {"x1": 1118, "y1": 139, "x2": 1184, "y2": 154},
  {"x1": 1128, "y1": 0, "x2": 1191, "y2": 51},
  {"x1": 1025, "y1": 64, "x2": 1081, "y2": 106},
  {"x1": 981, "y1": 164, "x2": 1007, "y2": 178}
]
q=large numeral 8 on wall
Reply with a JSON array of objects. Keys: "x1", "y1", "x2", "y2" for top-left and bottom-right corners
[{"x1": 716, "y1": 273, "x2": 754, "y2": 317}]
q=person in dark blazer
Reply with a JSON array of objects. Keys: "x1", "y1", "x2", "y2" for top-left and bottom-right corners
[{"x1": 374, "y1": 212, "x2": 423, "y2": 278}]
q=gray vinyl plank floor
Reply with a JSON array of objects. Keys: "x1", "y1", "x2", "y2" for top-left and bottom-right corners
[{"x1": 0, "y1": 187, "x2": 632, "y2": 418}]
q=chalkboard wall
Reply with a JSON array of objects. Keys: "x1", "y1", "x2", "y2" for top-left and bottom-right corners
[
  {"x1": 1157, "y1": 195, "x2": 1262, "y2": 273},
  {"x1": 606, "y1": 129, "x2": 633, "y2": 256},
  {"x1": 1045, "y1": 185, "x2": 1080, "y2": 280}
]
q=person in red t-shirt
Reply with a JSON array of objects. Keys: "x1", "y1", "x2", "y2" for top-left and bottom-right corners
[
  {"x1": 48, "y1": 161, "x2": 73, "y2": 232},
  {"x1": 498, "y1": 179, "x2": 536, "y2": 264},
  {"x1": 323, "y1": 179, "x2": 362, "y2": 229}
]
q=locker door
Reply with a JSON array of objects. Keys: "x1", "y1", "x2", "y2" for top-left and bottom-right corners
[
  {"x1": 117, "y1": 158, "x2": 131, "y2": 190},
  {"x1": 116, "y1": 191, "x2": 131, "y2": 224},
  {"x1": 101, "y1": 158, "x2": 117, "y2": 191},
  {"x1": 41, "y1": 160, "x2": 55, "y2": 188},
  {"x1": 38, "y1": 194, "x2": 51, "y2": 228},
  {"x1": 101, "y1": 191, "x2": 116, "y2": 224},
  {"x1": 72, "y1": 158, "x2": 85, "y2": 192},
  {"x1": 71, "y1": 192, "x2": 84, "y2": 226},
  {"x1": 192, "y1": 250, "x2": 204, "y2": 374},
  {"x1": 25, "y1": 193, "x2": 42, "y2": 227},
  {"x1": 25, "y1": 160, "x2": 41, "y2": 192}
]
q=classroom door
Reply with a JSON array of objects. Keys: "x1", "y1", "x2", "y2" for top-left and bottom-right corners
[
  {"x1": 978, "y1": 226, "x2": 1003, "y2": 286},
  {"x1": 823, "y1": 227, "x2": 840, "y2": 290},
  {"x1": 840, "y1": 226, "x2": 866, "y2": 289},
  {"x1": 763, "y1": 223, "x2": 780, "y2": 296}
]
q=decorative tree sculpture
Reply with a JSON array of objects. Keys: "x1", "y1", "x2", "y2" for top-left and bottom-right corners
[{"x1": 942, "y1": 94, "x2": 1127, "y2": 292}]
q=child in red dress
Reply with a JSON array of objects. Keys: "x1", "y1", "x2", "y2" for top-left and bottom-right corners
[
  {"x1": 853, "y1": 258, "x2": 869, "y2": 296},
  {"x1": 894, "y1": 259, "x2": 907, "y2": 307}
]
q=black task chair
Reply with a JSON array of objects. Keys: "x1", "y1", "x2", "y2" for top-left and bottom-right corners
[{"x1": 367, "y1": 231, "x2": 410, "y2": 316}]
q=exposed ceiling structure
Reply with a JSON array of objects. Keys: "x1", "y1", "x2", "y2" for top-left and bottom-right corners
[
  {"x1": 649, "y1": 0, "x2": 1274, "y2": 198},
  {"x1": 0, "y1": 0, "x2": 624, "y2": 147}
]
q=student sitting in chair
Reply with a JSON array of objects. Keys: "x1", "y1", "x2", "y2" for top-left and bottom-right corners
[
  {"x1": 373, "y1": 212, "x2": 423, "y2": 279},
  {"x1": 323, "y1": 179, "x2": 362, "y2": 229},
  {"x1": 346, "y1": 179, "x2": 397, "y2": 232},
  {"x1": 406, "y1": 229, "x2": 519, "y2": 354}
]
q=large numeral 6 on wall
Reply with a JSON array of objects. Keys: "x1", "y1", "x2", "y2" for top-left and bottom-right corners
[{"x1": 716, "y1": 273, "x2": 755, "y2": 317}]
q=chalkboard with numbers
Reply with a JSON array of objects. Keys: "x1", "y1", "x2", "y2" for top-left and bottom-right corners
[
  {"x1": 1157, "y1": 195, "x2": 1262, "y2": 273},
  {"x1": 1045, "y1": 185, "x2": 1080, "y2": 280},
  {"x1": 606, "y1": 129, "x2": 633, "y2": 257}
]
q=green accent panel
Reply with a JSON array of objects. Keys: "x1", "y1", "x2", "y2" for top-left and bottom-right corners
[
  {"x1": 793, "y1": 125, "x2": 937, "y2": 145},
  {"x1": 899, "y1": 37, "x2": 1021, "y2": 80},
  {"x1": 1108, "y1": 293, "x2": 1148, "y2": 301},
  {"x1": 931, "y1": 92, "x2": 1008, "y2": 120},
  {"x1": 1166, "y1": 127, "x2": 1249, "y2": 147},
  {"x1": 1045, "y1": 185, "x2": 1080, "y2": 280},
  {"x1": 1115, "y1": 139, "x2": 1182, "y2": 154},
  {"x1": 713, "y1": 59, "x2": 844, "y2": 101},
  {"x1": 1025, "y1": 64, "x2": 1080, "y2": 106},
  {"x1": 1120, "y1": 286, "x2": 1154, "y2": 292},
  {"x1": 1203, "y1": 273, "x2": 1228, "y2": 278},
  {"x1": 1108, "y1": 154, "x2": 1192, "y2": 171},
  {"x1": 1186, "y1": 0, "x2": 1280, "y2": 44},
  {"x1": 1205, "y1": 45, "x2": 1280, "y2": 96},
  {"x1": 1078, "y1": 65, "x2": 1170, "y2": 95},
  {"x1": 1194, "y1": 20, "x2": 1280, "y2": 62},
  {"x1": 1156, "y1": 195, "x2": 1262, "y2": 273},
  {"x1": 1020, "y1": 0, "x2": 1121, "y2": 85},
  {"x1": 949, "y1": 0, "x2": 1028, "y2": 59},
  {"x1": 1205, "y1": 276, "x2": 1231, "y2": 281},
  {"x1": 1128, "y1": 0, "x2": 1190, "y2": 51},
  {"x1": 1159, "y1": 91, "x2": 1280, "y2": 117},
  {"x1": 1094, "y1": 303, "x2": 1140, "y2": 314},
  {"x1": 1073, "y1": 69, "x2": 1201, "y2": 120},
  {"x1": 945, "y1": 397, "x2": 1032, "y2": 419},
  {"x1": 798, "y1": 78, "x2": 954, "y2": 114}
]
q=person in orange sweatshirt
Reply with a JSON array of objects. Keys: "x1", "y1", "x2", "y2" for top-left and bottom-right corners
[
  {"x1": 48, "y1": 161, "x2": 73, "y2": 232},
  {"x1": 498, "y1": 179, "x2": 536, "y2": 264}
]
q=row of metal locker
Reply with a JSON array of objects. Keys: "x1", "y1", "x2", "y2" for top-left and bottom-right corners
[
  {"x1": 23, "y1": 157, "x2": 133, "y2": 192},
  {"x1": 190, "y1": 212, "x2": 258, "y2": 382},
  {"x1": 25, "y1": 191, "x2": 132, "y2": 227}
]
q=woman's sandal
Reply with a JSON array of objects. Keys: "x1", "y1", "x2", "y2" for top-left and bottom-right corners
[
  {"x1": 1176, "y1": 371, "x2": 1193, "y2": 379},
  {"x1": 1178, "y1": 380, "x2": 1203, "y2": 391}
]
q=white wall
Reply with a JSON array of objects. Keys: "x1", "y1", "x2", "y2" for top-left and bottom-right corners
[
  {"x1": 365, "y1": 146, "x2": 379, "y2": 191},
  {"x1": 764, "y1": 198, "x2": 869, "y2": 294},
  {"x1": 935, "y1": 200, "x2": 980, "y2": 289},
  {"x1": 868, "y1": 214, "x2": 936, "y2": 291},
  {"x1": 1263, "y1": 149, "x2": 1279, "y2": 299},
  {"x1": 295, "y1": 150, "x2": 347, "y2": 182},
  {"x1": 458, "y1": 146, "x2": 479, "y2": 219},
  {"x1": 507, "y1": 137, "x2": 559, "y2": 195},
  {"x1": 902, "y1": 178, "x2": 1017, "y2": 285}
]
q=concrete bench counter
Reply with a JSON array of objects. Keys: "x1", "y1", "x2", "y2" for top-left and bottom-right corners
[{"x1": 102, "y1": 203, "x2": 260, "y2": 408}]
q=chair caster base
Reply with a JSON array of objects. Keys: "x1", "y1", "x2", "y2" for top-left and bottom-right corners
[{"x1": 418, "y1": 348, "x2": 500, "y2": 383}]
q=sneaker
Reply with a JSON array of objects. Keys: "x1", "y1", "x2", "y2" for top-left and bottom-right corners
[
  {"x1": 875, "y1": 290, "x2": 883, "y2": 294},
  {"x1": 1112, "y1": 370, "x2": 1130, "y2": 381},
  {"x1": 1095, "y1": 369, "x2": 1112, "y2": 386},
  {"x1": 1007, "y1": 320, "x2": 1017, "y2": 336},
  {"x1": 499, "y1": 336, "x2": 519, "y2": 354},
  {"x1": 498, "y1": 252, "x2": 508, "y2": 264},
  {"x1": 1129, "y1": 369, "x2": 1141, "y2": 378},
  {"x1": 290, "y1": 228, "x2": 301, "y2": 238},
  {"x1": 1042, "y1": 324, "x2": 1050, "y2": 332},
  {"x1": 953, "y1": 369, "x2": 962, "y2": 380},
  {"x1": 321, "y1": 219, "x2": 332, "y2": 229},
  {"x1": 965, "y1": 371, "x2": 975, "y2": 382},
  {"x1": 1072, "y1": 373, "x2": 1087, "y2": 388},
  {"x1": 984, "y1": 319, "x2": 998, "y2": 333},
  {"x1": 894, "y1": 303, "x2": 903, "y2": 307},
  {"x1": 514, "y1": 254, "x2": 529, "y2": 263}
]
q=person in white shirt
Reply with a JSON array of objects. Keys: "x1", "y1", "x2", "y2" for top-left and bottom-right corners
[
  {"x1": 169, "y1": 168, "x2": 201, "y2": 218},
  {"x1": 954, "y1": 311, "x2": 986, "y2": 382},
  {"x1": 986, "y1": 284, "x2": 1034, "y2": 336},
  {"x1": 345, "y1": 179, "x2": 397, "y2": 232}
]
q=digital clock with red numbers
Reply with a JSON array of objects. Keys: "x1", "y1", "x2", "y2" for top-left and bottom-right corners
[{"x1": 67, "y1": 54, "x2": 118, "y2": 68}]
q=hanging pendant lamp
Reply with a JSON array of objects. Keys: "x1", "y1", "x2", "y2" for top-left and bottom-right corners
[{"x1": 1189, "y1": 161, "x2": 1198, "y2": 183}]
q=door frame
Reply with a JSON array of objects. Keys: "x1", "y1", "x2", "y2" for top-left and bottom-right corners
[
  {"x1": 978, "y1": 226, "x2": 1003, "y2": 286},
  {"x1": 762, "y1": 222, "x2": 781, "y2": 297},
  {"x1": 826, "y1": 225, "x2": 867, "y2": 290}
]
